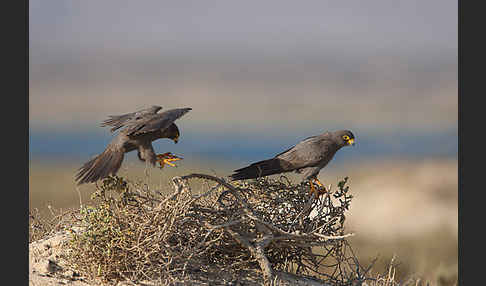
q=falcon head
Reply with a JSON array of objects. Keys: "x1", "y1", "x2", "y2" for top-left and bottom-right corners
[
  {"x1": 166, "y1": 123, "x2": 180, "y2": 144},
  {"x1": 333, "y1": 130, "x2": 355, "y2": 147}
]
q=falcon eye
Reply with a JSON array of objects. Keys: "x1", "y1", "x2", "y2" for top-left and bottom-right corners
[{"x1": 342, "y1": 135, "x2": 350, "y2": 140}]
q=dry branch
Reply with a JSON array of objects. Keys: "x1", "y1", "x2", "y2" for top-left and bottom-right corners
[{"x1": 63, "y1": 173, "x2": 370, "y2": 285}]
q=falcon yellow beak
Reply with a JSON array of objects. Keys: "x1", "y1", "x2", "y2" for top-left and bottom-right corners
[
  {"x1": 173, "y1": 137, "x2": 179, "y2": 144},
  {"x1": 347, "y1": 138, "x2": 355, "y2": 146}
]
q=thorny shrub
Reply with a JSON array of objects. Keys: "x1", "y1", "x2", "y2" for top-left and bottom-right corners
[{"x1": 62, "y1": 174, "x2": 381, "y2": 285}]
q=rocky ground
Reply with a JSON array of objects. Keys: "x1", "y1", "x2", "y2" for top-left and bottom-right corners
[
  {"x1": 29, "y1": 228, "x2": 90, "y2": 286},
  {"x1": 29, "y1": 228, "x2": 336, "y2": 286}
]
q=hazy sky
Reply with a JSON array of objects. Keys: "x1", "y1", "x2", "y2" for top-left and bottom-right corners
[{"x1": 30, "y1": 0, "x2": 457, "y2": 61}]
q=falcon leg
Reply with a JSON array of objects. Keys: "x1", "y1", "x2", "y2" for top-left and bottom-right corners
[
  {"x1": 308, "y1": 180, "x2": 317, "y2": 197},
  {"x1": 314, "y1": 178, "x2": 327, "y2": 195},
  {"x1": 156, "y1": 152, "x2": 183, "y2": 169},
  {"x1": 144, "y1": 161, "x2": 150, "y2": 178},
  {"x1": 308, "y1": 178, "x2": 327, "y2": 197}
]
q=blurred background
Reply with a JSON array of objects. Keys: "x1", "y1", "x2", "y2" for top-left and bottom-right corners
[{"x1": 29, "y1": 0, "x2": 457, "y2": 284}]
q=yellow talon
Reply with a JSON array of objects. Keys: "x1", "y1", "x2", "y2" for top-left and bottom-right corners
[
  {"x1": 156, "y1": 152, "x2": 183, "y2": 169},
  {"x1": 163, "y1": 160, "x2": 177, "y2": 167},
  {"x1": 308, "y1": 178, "x2": 327, "y2": 197}
]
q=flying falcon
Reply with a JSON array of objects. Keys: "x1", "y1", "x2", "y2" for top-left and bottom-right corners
[
  {"x1": 229, "y1": 130, "x2": 355, "y2": 195},
  {"x1": 75, "y1": 106, "x2": 192, "y2": 185}
]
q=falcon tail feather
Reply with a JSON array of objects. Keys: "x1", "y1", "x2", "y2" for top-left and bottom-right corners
[
  {"x1": 75, "y1": 148, "x2": 125, "y2": 185},
  {"x1": 229, "y1": 158, "x2": 287, "y2": 181}
]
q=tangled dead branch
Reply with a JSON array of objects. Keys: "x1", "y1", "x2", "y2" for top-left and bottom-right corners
[{"x1": 65, "y1": 173, "x2": 373, "y2": 285}]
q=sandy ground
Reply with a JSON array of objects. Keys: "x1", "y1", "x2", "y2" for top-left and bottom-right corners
[
  {"x1": 334, "y1": 158, "x2": 458, "y2": 283},
  {"x1": 344, "y1": 158, "x2": 457, "y2": 240}
]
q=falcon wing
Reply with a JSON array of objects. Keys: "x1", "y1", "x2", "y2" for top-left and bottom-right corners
[
  {"x1": 123, "y1": 108, "x2": 192, "y2": 137},
  {"x1": 274, "y1": 135, "x2": 318, "y2": 157},
  {"x1": 100, "y1": 105, "x2": 162, "y2": 133},
  {"x1": 275, "y1": 135, "x2": 332, "y2": 169}
]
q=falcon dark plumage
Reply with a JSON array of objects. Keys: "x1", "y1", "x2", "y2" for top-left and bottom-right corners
[
  {"x1": 75, "y1": 106, "x2": 192, "y2": 185},
  {"x1": 229, "y1": 130, "x2": 355, "y2": 195}
]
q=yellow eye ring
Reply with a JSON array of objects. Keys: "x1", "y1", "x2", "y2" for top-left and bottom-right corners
[{"x1": 342, "y1": 135, "x2": 350, "y2": 140}]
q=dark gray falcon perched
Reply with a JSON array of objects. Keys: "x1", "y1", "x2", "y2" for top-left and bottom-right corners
[
  {"x1": 75, "y1": 106, "x2": 192, "y2": 185},
  {"x1": 230, "y1": 130, "x2": 355, "y2": 195}
]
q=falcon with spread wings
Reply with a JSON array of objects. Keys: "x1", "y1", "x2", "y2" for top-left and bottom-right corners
[
  {"x1": 75, "y1": 106, "x2": 192, "y2": 185},
  {"x1": 229, "y1": 130, "x2": 355, "y2": 195}
]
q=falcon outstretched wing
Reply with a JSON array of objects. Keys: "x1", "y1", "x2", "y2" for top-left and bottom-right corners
[
  {"x1": 123, "y1": 108, "x2": 192, "y2": 137},
  {"x1": 100, "y1": 105, "x2": 162, "y2": 133}
]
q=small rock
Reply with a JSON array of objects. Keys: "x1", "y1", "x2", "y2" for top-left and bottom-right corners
[
  {"x1": 64, "y1": 269, "x2": 79, "y2": 278},
  {"x1": 46, "y1": 259, "x2": 62, "y2": 273}
]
